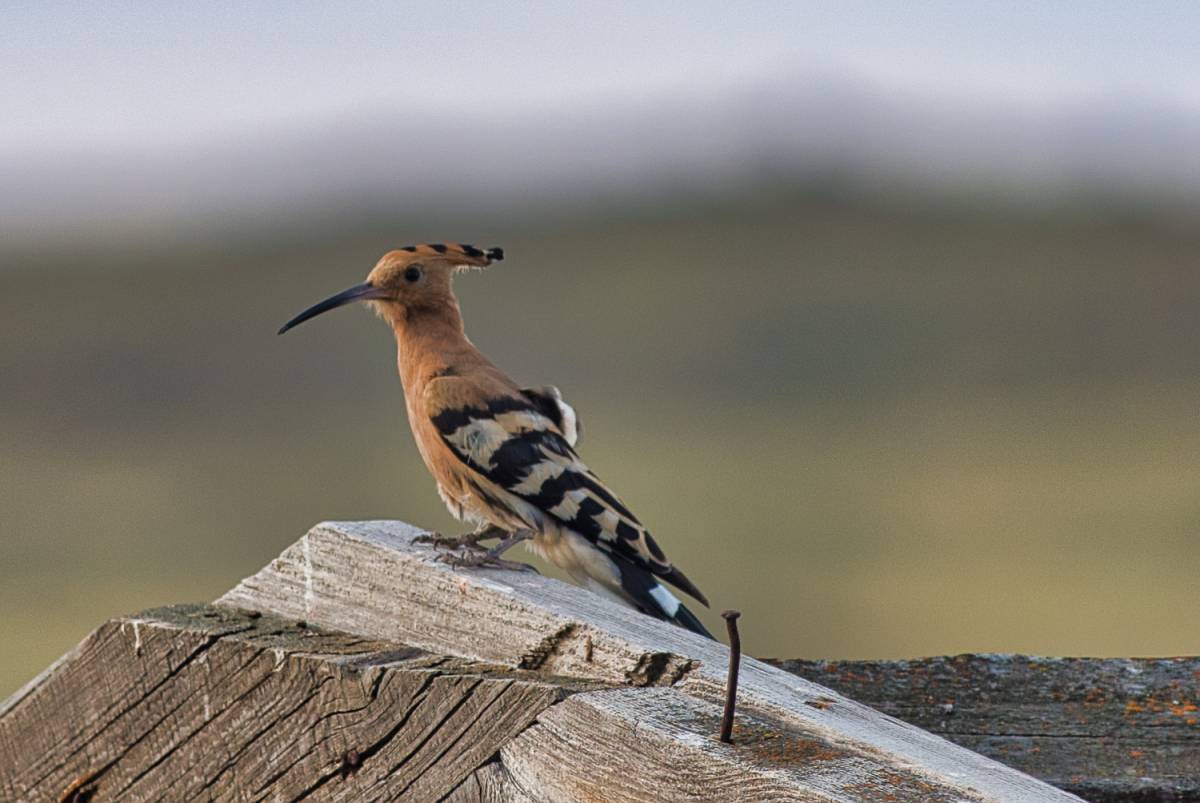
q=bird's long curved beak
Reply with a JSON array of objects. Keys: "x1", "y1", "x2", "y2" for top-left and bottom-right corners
[{"x1": 277, "y1": 283, "x2": 390, "y2": 335}]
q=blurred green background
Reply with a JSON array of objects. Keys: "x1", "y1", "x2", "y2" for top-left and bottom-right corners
[
  {"x1": 5, "y1": 189, "x2": 1199, "y2": 696},
  {"x1": 4, "y1": 4, "x2": 1200, "y2": 697}
]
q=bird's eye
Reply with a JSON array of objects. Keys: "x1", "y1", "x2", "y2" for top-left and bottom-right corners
[{"x1": 404, "y1": 266, "x2": 422, "y2": 283}]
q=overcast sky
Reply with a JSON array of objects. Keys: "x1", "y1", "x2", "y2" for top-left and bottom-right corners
[{"x1": 4, "y1": 1, "x2": 1199, "y2": 157}]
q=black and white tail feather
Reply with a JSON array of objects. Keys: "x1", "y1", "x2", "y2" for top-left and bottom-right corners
[
  {"x1": 430, "y1": 383, "x2": 714, "y2": 639},
  {"x1": 611, "y1": 555, "x2": 713, "y2": 638}
]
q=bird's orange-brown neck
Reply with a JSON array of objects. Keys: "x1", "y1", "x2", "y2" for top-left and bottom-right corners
[{"x1": 389, "y1": 298, "x2": 489, "y2": 393}]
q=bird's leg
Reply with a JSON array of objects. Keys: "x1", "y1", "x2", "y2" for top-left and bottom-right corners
[
  {"x1": 414, "y1": 523, "x2": 505, "y2": 551},
  {"x1": 437, "y1": 530, "x2": 537, "y2": 573}
]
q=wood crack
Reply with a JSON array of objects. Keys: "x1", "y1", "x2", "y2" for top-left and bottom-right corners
[
  {"x1": 380, "y1": 677, "x2": 484, "y2": 780},
  {"x1": 624, "y1": 651, "x2": 697, "y2": 687},
  {"x1": 517, "y1": 623, "x2": 577, "y2": 670},
  {"x1": 289, "y1": 670, "x2": 441, "y2": 800},
  {"x1": 252, "y1": 669, "x2": 394, "y2": 793},
  {"x1": 189, "y1": 675, "x2": 337, "y2": 797},
  {"x1": 392, "y1": 679, "x2": 510, "y2": 798}
]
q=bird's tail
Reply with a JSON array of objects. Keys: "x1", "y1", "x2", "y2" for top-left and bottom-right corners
[
  {"x1": 669, "y1": 598, "x2": 714, "y2": 639},
  {"x1": 616, "y1": 558, "x2": 715, "y2": 639}
]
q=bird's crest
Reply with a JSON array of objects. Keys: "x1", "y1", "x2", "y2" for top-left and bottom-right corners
[{"x1": 394, "y1": 243, "x2": 504, "y2": 266}]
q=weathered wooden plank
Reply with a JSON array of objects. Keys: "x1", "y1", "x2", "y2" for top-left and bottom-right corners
[
  {"x1": 4, "y1": 604, "x2": 1024, "y2": 802},
  {"x1": 770, "y1": 655, "x2": 1200, "y2": 803},
  {"x1": 218, "y1": 520, "x2": 1082, "y2": 802},
  {"x1": 0, "y1": 604, "x2": 573, "y2": 802},
  {"x1": 503, "y1": 686, "x2": 999, "y2": 802},
  {"x1": 435, "y1": 687, "x2": 1022, "y2": 802}
]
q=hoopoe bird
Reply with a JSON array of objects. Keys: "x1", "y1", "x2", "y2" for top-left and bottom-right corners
[{"x1": 279, "y1": 244, "x2": 712, "y2": 638}]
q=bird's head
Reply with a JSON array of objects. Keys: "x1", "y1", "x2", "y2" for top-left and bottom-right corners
[{"x1": 278, "y1": 243, "x2": 503, "y2": 334}]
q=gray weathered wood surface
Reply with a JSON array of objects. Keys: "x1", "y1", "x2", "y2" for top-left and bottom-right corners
[
  {"x1": 211, "y1": 519, "x2": 1080, "y2": 802},
  {"x1": 1, "y1": 603, "x2": 1065, "y2": 803},
  {"x1": 771, "y1": 655, "x2": 1200, "y2": 803},
  {"x1": 0, "y1": 604, "x2": 579, "y2": 801}
]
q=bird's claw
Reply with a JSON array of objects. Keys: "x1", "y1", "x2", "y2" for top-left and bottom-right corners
[{"x1": 435, "y1": 550, "x2": 538, "y2": 573}]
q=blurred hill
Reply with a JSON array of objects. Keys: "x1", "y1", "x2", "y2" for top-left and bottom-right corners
[{"x1": 5, "y1": 73, "x2": 1200, "y2": 248}]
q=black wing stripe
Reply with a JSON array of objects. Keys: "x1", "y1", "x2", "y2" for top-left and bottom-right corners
[
  {"x1": 486, "y1": 433, "x2": 551, "y2": 489},
  {"x1": 642, "y1": 531, "x2": 668, "y2": 562},
  {"x1": 615, "y1": 520, "x2": 640, "y2": 543},
  {"x1": 561, "y1": 497, "x2": 606, "y2": 540},
  {"x1": 431, "y1": 397, "x2": 534, "y2": 436},
  {"x1": 521, "y1": 388, "x2": 565, "y2": 431},
  {"x1": 576, "y1": 474, "x2": 638, "y2": 523},
  {"x1": 521, "y1": 464, "x2": 585, "y2": 510}
]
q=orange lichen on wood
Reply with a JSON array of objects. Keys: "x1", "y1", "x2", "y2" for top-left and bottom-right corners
[{"x1": 730, "y1": 721, "x2": 847, "y2": 765}]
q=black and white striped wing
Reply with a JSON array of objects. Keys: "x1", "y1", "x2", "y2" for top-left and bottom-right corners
[{"x1": 427, "y1": 385, "x2": 707, "y2": 607}]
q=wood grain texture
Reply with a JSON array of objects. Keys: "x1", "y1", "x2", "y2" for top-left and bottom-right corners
[
  {"x1": 771, "y1": 655, "x2": 1200, "y2": 803},
  {"x1": 217, "y1": 520, "x2": 1082, "y2": 802},
  {"x1": 442, "y1": 762, "x2": 537, "y2": 803},
  {"x1": 503, "y1": 686, "x2": 998, "y2": 802},
  {"x1": 0, "y1": 604, "x2": 572, "y2": 802}
]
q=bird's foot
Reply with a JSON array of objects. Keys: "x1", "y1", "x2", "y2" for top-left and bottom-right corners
[
  {"x1": 433, "y1": 530, "x2": 537, "y2": 573},
  {"x1": 414, "y1": 525, "x2": 504, "y2": 551},
  {"x1": 436, "y1": 550, "x2": 536, "y2": 573}
]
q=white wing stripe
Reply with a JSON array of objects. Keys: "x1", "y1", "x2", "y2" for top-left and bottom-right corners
[
  {"x1": 444, "y1": 418, "x2": 511, "y2": 467},
  {"x1": 493, "y1": 409, "x2": 554, "y2": 433},
  {"x1": 510, "y1": 459, "x2": 568, "y2": 494},
  {"x1": 549, "y1": 488, "x2": 588, "y2": 520}
]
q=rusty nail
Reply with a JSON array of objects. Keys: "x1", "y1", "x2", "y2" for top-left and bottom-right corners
[{"x1": 719, "y1": 609, "x2": 742, "y2": 743}]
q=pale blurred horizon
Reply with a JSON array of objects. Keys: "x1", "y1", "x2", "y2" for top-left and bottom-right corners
[{"x1": 6, "y1": 74, "x2": 1200, "y2": 241}]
